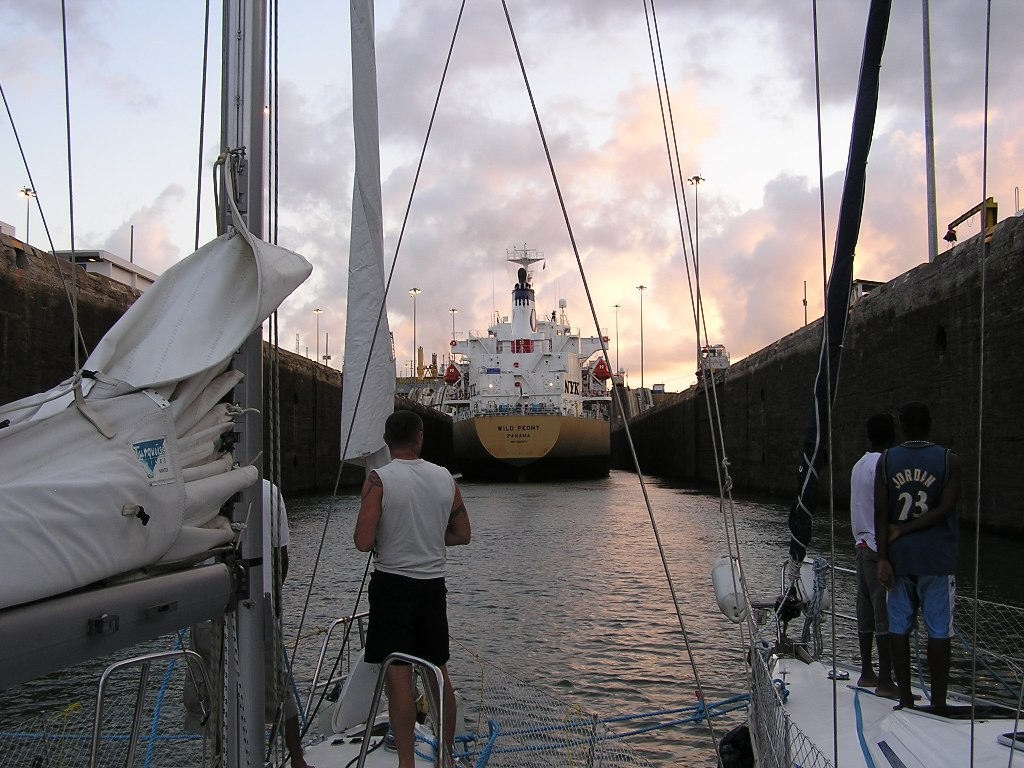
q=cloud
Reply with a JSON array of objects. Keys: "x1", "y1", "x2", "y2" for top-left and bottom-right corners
[
  {"x1": 3, "y1": 0, "x2": 1022, "y2": 390},
  {"x1": 97, "y1": 185, "x2": 186, "y2": 273}
]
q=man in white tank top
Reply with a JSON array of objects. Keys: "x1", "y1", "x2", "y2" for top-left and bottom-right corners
[
  {"x1": 849, "y1": 413, "x2": 897, "y2": 698},
  {"x1": 354, "y1": 411, "x2": 471, "y2": 768}
]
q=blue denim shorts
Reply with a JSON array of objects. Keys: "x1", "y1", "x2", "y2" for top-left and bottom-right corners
[{"x1": 887, "y1": 574, "x2": 955, "y2": 638}]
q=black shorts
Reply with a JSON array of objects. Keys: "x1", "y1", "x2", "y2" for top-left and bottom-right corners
[{"x1": 365, "y1": 570, "x2": 450, "y2": 666}]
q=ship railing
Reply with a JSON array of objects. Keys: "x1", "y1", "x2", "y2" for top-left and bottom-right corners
[
  {"x1": 495, "y1": 339, "x2": 553, "y2": 354},
  {"x1": 472, "y1": 402, "x2": 563, "y2": 416}
]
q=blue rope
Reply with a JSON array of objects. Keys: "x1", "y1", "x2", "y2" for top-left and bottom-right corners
[
  {"x1": 143, "y1": 630, "x2": 187, "y2": 767},
  {"x1": 418, "y1": 696, "x2": 750, "y2": 762},
  {"x1": 852, "y1": 687, "x2": 877, "y2": 767},
  {"x1": 280, "y1": 642, "x2": 310, "y2": 730}
]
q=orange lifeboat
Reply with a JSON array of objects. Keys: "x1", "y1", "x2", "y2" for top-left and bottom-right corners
[
  {"x1": 443, "y1": 363, "x2": 461, "y2": 385},
  {"x1": 592, "y1": 358, "x2": 612, "y2": 381}
]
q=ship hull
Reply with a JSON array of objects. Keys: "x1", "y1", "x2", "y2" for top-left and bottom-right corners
[{"x1": 453, "y1": 414, "x2": 610, "y2": 480}]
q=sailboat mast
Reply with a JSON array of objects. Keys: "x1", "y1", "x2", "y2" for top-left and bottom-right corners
[
  {"x1": 220, "y1": 1, "x2": 267, "y2": 765},
  {"x1": 922, "y1": 0, "x2": 938, "y2": 263},
  {"x1": 787, "y1": 0, "x2": 892, "y2": 565}
]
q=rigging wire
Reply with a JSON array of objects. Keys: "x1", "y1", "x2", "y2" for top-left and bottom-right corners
[
  {"x1": 0, "y1": 84, "x2": 89, "y2": 361},
  {"x1": 968, "y1": 3, "x2": 993, "y2": 763},
  {"x1": 499, "y1": 0, "x2": 722, "y2": 755},
  {"x1": 808, "y1": 1, "x2": 842, "y2": 761},
  {"x1": 294, "y1": 1, "x2": 471, "y2": 736},
  {"x1": 58, "y1": 0, "x2": 83, "y2": 379},
  {"x1": 643, "y1": 0, "x2": 741, "y2": 638},
  {"x1": 193, "y1": 0, "x2": 212, "y2": 252},
  {"x1": 643, "y1": 0, "x2": 749, "y2": 666},
  {"x1": 265, "y1": 2, "x2": 291, "y2": 764}
]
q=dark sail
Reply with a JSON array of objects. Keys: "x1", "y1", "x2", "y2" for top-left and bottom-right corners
[{"x1": 788, "y1": 0, "x2": 892, "y2": 564}]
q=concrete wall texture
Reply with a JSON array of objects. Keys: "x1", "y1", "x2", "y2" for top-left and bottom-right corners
[{"x1": 612, "y1": 215, "x2": 1024, "y2": 535}]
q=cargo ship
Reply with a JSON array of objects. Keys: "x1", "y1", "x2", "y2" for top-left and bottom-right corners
[{"x1": 437, "y1": 247, "x2": 611, "y2": 480}]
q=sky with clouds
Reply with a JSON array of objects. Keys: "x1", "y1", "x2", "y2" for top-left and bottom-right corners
[{"x1": 1, "y1": 0, "x2": 1021, "y2": 391}]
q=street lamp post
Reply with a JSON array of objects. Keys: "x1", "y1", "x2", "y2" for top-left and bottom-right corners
[
  {"x1": 688, "y1": 175, "x2": 704, "y2": 274},
  {"x1": 636, "y1": 285, "x2": 646, "y2": 388},
  {"x1": 313, "y1": 307, "x2": 322, "y2": 362},
  {"x1": 19, "y1": 187, "x2": 35, "y2": 243},
  {"x1": 409, "y1": 287, "x2": 421, "y2": 378},
  {"x1": 688, "y1": 175, "x2": 704, "y2": 368},
  {"x1": 612, "y1": 304, "x2": 621, "y2": 373}
]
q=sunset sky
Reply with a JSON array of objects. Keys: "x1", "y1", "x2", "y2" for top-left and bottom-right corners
[{"x1": 2, "y1": 1, "x2": 1021, "y2": 391}]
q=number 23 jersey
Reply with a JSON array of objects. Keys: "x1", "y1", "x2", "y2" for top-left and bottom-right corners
[{"x1": 883, "y1": 442, "x2": 957, "y2": 575}]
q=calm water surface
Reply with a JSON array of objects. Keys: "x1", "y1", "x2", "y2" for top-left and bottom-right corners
[
  {"x1": 3, "y1": 470, "x2": 1018, "y2": 766},
  {"x1": 281, "y1": 470, "x2": 1021, "y2": 764}
]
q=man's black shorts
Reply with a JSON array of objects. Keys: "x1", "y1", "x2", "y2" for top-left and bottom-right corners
[{"x1": 365, "y1": 570, "x2": 450, "y2": 666}]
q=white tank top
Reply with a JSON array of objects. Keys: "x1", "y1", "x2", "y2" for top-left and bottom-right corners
[{"x1": 373, "y1": 458, "x2": 455, "y2": 579}]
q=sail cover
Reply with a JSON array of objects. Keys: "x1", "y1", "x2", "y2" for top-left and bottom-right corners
[
  {"x1": 340, "y1": 0, "x2": 395, "y2": 470},
  {"x1": 0, "y1": 205, "x2": 311, "y2": 610}
]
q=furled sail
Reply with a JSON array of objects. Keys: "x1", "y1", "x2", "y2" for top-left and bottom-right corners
[
  {"x1": 787, "y1": 0, "x2": 892, "y2": 566},
  {"x1": 0, "y1": 199, "x2": 312, "y2": 610},
  {"x1": 340, "y1": 0, "x2": 396, "y2": 470}
]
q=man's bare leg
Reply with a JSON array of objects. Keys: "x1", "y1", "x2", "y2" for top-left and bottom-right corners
[
  {"x1": 284, "y1": 712, "x2": 311, "y2": 768},
  {"x1": 927, "y1": 637, "x2": 951, "y2": 714},
  {"x1": 890, "y1": 633, "x2": 915, "y2": 709},
  {"x1": 874, "y1": 633, "x2": 898, "y2": 698},
  {"x1": 857, "y1": 631, "x2": 877, "y2": 687},
  {"x1": 386, "y1": 665, "x2": 417, "y2": 768}
]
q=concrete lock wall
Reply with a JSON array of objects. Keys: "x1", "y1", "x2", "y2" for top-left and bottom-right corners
[{"x1": 613, "y1": 215, "x2": 1024, "y2": 535}]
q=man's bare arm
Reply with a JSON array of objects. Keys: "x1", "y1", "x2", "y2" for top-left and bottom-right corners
[
  {"x1": 354, "y1": 471, "x2": 383, "y2": 552},
  {"x1": 445, "y1": 484, "x2": 471, "y2": 546}
]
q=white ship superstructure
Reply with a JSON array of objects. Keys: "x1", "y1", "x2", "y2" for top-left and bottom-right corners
[{"x1": 438, "y1": 247, "x2": 611, "y2": 479}]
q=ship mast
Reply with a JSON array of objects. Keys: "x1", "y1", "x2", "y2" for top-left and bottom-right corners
[{"x1": 506, "y1": 245, "x2": 544, "y2": 282}]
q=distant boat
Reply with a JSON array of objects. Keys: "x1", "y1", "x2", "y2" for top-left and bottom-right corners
[
  {"x1": 437, "y1": 246, "x2": 611, "y2": 480},
  {"x1": 696, "y1": 343, "x2": 729, "y2": 381}
]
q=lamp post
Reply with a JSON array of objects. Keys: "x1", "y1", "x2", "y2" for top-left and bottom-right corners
[
  {"x1": 313, "y1": 307, "x2": 322, "y2": 362},
  {"x1": 409, "y1": 287, "x2": 421, "y2": 378},
  {"x1": 688, "y1": 175, "x2": 704, "y2": 275},
  {"x1": 612, "y1": 304, "x2": 621, "y2": 373},
  {"x1": 19, "y1": 187, "x2": 35, "y2": 243},
  {"x1": 688, "y1": 175, "x2": 704, "y2": 368},
  {"x1": 636, "y1": 285, "x2": 646, "y2": 388}
]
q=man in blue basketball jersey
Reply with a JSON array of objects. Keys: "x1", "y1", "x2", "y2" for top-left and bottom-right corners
[{"x1": 875, "y1": 402, "x2": 961, "y2": 713}]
